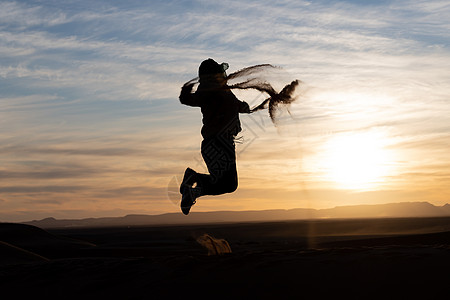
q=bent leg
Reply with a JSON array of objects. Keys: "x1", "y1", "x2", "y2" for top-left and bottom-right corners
[{"x1": 197, "y1": 137, "x2": 238, "y2": 196}]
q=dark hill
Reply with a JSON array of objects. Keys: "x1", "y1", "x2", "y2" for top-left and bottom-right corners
[{"x1": 21, "y1": 201, "x2": 450, "y2": 229}]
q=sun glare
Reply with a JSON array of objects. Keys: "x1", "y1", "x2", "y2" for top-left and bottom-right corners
[{"x1": 322, "y1": 131, "x2": 392, "y2": 190}]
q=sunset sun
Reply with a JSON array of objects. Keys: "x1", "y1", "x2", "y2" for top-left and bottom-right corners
[{"x1": 323, "y1": 131, "x2": 392, "y2": 190}]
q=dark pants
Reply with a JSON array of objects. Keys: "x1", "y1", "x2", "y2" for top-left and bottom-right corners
[{"x1": 195, "y1": 136, "x2": 238, "y2": 196}]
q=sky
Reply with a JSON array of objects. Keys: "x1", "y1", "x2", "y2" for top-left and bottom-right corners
[{"x1": 1, "y1": 0, "x2": 449, "y2": 221}]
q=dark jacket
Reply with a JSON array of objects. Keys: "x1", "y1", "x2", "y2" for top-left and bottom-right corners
[{"x1": 180, "y1": 82, "x2": 249, "y2": 140}]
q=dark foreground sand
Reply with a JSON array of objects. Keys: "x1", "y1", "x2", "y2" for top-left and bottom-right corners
[{"x1": 1, "y1": 217, "x2": 449, "y2": 299}]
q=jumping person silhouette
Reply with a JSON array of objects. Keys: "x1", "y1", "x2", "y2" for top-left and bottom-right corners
[{"x1": 179, "y1": 59, "x2": 250, "y2": 215}]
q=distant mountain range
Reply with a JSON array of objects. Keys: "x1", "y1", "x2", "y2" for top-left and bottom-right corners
[{"x1": 21, "y1": 202, "x2": 450, "y2": 229}]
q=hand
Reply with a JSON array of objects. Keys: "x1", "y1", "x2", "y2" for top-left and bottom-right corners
[
  {"x1": 242, "y1": 102, "x2": 251, "y2": 113},
  {"x1": 182, "y1": 82, "x2": 195, "y2": 93}
]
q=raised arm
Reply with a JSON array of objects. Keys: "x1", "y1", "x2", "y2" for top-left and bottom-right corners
[{"x1": 179, "y1": 82, "x2": 201, "y2": 107}]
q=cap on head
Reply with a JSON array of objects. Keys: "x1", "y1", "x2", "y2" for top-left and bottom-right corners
[{"x1": 199, "y1": 58, "x2": 229, "y2": 77}]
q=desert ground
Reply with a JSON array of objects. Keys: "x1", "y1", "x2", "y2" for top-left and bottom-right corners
[{"x1": 1, "y1": 217, "x2": 449, "y2": 299}]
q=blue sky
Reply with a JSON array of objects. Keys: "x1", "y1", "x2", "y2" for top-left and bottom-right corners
[{"x1": 1, "y1": 0, "x2": 449, "y2": 221}]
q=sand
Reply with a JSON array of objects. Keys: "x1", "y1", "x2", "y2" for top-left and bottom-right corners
[{"x1": 1, "y1": 217, "x2": 449, "y2": 299}]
